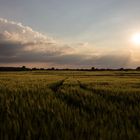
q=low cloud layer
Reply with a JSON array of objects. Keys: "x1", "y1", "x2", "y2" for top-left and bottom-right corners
[{"x1": 0, "y1": 18, "x2": 135, "y2": 68}]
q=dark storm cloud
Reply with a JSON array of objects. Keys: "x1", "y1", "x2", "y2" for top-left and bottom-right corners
[
  {"x1": 45, "y1": 53, "x2": 131, "y2": 68},
  {"x1": 0, "y1": 42, "x2": 22, "y2": 56},
  {"x1": 0, "y1": 18, "x2": 132, "y2": 68}
]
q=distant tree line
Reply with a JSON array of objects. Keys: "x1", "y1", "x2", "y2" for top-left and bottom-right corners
[
  {"x1": 0, "y1": 66, "x2": 140, "y2": 71},
  {"x1": 0, "y1": 66, "x2": 30, "y2": 71}
]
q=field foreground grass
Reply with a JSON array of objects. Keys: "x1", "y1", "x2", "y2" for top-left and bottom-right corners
[{"x1": 0, "y1": 71, "x2": 140, "y2": 140}]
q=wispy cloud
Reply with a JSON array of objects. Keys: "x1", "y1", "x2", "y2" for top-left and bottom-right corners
[{"x1": 0, "y1": 18, "x2": 133, "y2": 68}]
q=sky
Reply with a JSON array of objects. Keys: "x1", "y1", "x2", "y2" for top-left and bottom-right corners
[{"x1": 0, "y1": 0, "x2": 140, "y2": 68}]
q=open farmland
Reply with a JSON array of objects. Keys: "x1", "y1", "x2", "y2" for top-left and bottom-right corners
[{"x1": 0, "y1": 71, "x2": 140, "y2": 140}]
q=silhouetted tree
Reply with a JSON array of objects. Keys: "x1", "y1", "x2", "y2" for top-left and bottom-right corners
[
  {"x1": 91, "y1": 67, "x2": 95, "y2": 71},
  {"x1": 119, "y1": 68, "x2": 124, "y2": 71},
  {"x1": 136, "y1": 67, "x2": 140, "y2": 70},
  {"x1": 51, "y1": 67, "x2": 55, "y2": 70},
  {"x1": 21, "y1": 66, "x2": 26, "y2": 71},
  {"x1": 32, "y1": 67, "x2": 37, "y2": 70}
]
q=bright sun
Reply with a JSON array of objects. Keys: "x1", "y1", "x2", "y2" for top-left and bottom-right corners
[{"x1": 131, "y1": 33, "x2": 140, "y2": 45}]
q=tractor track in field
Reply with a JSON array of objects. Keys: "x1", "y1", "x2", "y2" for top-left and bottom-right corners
[
  {"x1": 49, "y1": 77, "x2": 125, "y2": 116},
  {"x1": 49, "y1": 77, "x2": 68, "y2": 93},
  {"x1": 50, "y1": 78, "x2": 90, "y2": 93},
  {"x1": 77, "y1": 80, "x2": 140, "y2": 105},
  {"x1": 49, "y1": 78, "x2": 97, "y2": 114},
  {"x1": 77, "y1": 80, "x2": 90, "y2": 91},
  {"x1": 49, "y1": 77, "x2": 106, "y2": 98}
]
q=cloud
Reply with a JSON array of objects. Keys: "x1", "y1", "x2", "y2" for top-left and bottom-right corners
[{"x1": 0, "y1": 18, "x2": 133, "y2": 68}]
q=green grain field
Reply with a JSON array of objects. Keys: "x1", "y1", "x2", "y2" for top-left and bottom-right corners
[{"x1": 0, "y1": 71, "x2": 140, "y2": 140}]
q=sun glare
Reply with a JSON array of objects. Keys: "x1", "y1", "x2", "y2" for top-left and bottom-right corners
[{"x1": 131, "y1": 33, "x2": 140, "y2": 45}]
